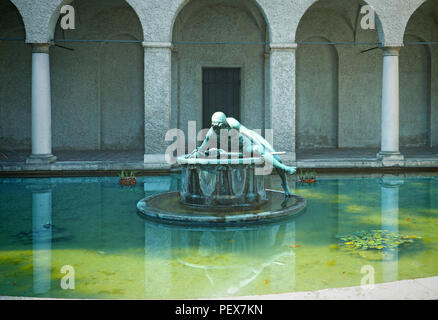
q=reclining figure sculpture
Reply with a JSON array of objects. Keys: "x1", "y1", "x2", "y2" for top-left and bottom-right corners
[{"x1": 186, "y1": 111, "x2": 297, "y2": 197}]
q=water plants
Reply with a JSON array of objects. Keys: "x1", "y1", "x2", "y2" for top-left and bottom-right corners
[
  {"x1": 337, "y1": 230, "x2": 422, "y2": 261},
  {"x1": 298, "y1": 169, "x2": 317, "y2": 183},
  {"x1": 337, "y1": 230, "x2": 421, "y2": 251},
  {"x1": 119, "y1": 170, "x2": 137, "y2": 186}
]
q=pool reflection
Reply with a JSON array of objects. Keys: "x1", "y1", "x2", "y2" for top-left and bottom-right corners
[
  {"x1": 11, "y1": 174, "x2": 436, "y2": 298},
  {"x1": 143, "y1": 219, "x2": 297, "y2": 298},
  {"x1": 27, "y1": 183, "x2": 53, "y2": 295}
]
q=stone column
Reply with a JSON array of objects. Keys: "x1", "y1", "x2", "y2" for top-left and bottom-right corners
[
  {"x1": 377, "y1": 47, "x2": 404, "y2": 162},
  {"x1": 143, "y1": 42, "x2": 173, "y2": 169},
  {"x1": 269, "y1": 43, "x2": 297, "y2": 163},
  {"x1": 380, "y1": 177, "x2": 403, "y2": 283},
  {"x1": 26, "y1": 44, "x2": 56, "y2": 164}
]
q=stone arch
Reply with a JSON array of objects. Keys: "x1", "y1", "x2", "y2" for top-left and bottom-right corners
[
  {"x1": 295, "y1": 0, "x2": 383, "y2": 149},
  {"x1": 45, "y1": 0, "x2": 144, "y2": 43},
  {"x1": 50, "y1": 0, "x2": 144, "y2": 151},
  {"x1": 170, "y1": 0, "x2": 272, "y2": 44},
  {"x1": 0, "y1": 0, "x2": 32, "y2": 150},
  {"x1": 370, "y1": 0, "x2": 428, "y2": 47},
  {"x1": 295, "y1": 0, "x2": 385, "y2": 45},
  {"x1": 9, "y1": 0, "x2": 72, "y2": 43},
  {"x1": 171, "y1": 0, "x2": 269, "y2": 141}
]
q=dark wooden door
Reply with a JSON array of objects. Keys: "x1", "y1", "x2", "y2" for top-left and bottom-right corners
[{"x1": 202, "y1": 68, "x2": 241, "y2": 128}]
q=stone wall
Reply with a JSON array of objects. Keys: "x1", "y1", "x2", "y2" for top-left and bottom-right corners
[
  {"x1": 172, "y1": 0, "x2": 267, "y2": 138},
  {"x1": 1, "y1": 0, "x2": 144, "y2": 151},
  {"x1": 1, "y1": 0, "x2": 437, "y2": 153},
  {"x1": 0, "y1": 0, "x2": 31, "y2": 150}
]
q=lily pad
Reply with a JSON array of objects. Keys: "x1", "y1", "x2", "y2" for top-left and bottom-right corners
[{"x1": 337, "y1": 230, "x2": 421, "y2": 252}]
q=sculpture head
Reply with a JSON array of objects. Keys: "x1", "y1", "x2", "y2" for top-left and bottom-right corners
[{"x1": 211, "y1": 112, "x2": 227, "y2": 130}]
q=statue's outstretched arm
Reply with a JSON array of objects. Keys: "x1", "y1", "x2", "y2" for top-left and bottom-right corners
[{"x1": 197, "y1": 127, "x2": 214, "y2": 154}]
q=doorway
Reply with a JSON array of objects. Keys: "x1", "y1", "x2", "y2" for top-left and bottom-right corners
[{"x1": 202, "y1": 68, "x2": 241, "y2": 128}]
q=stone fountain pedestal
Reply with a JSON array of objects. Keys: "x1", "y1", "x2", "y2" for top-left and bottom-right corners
[
  {"x1": 178, "y1": 157, "x2": 267, "y2": 209},
  {"x1": 137, "y1": 156, "x2": 306, "y2": 225}
]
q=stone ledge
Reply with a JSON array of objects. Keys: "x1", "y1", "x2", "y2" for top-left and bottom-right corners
[
  {"x1": 1, "y1": 158, "x2": 437, "y2": 173},
  {"x1": 26, "y1": 154, "x2": 57, "y2": 165},
  {"x1": 2, "y1": 276, "x2": 437, "y2": 300},
  {"x1": 214, "y1": 276, "x2": 438, "y2": 300}
]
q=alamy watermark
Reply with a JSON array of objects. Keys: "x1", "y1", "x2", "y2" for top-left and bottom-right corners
[
  {"x1": 164, "y1": 121, "x2": 274, "y2": 175},
  {"x1": 360, "y1": 5, "x2": 376, "y2": 30},
  {"x1": 58, "y1": 4, "x2": 375, "y2": 32},
  {"x1": 360, "y1": 265, "x2": 375, "y2": 289},
  {"x1": 60, "y1": 5, "x2": 75, "y2": 30},
  {"x1": 60, "y1": 265, "x2": 75, "y2": 290}
]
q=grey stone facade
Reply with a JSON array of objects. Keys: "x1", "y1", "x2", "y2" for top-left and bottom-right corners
[{"x1": 0, "y1": 0, "x2": 437, "y2": 166}]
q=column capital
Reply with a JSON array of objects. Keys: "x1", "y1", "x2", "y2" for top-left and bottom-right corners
[
  {"x1": 142, "y1": 41, "x2": 173, "y2": 50},
  {"x1": 269, "y1": 43, "x2": 298, "y2": 51},
  {"x1": 31, "y1": 43, "x2": 51, "y2": 54},
  {"x1": 381, "y1": 46, "x2": 402, "y2": 56}
]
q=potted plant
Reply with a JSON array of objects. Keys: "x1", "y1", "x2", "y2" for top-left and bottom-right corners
[
  {"x1": 119, "y1": 170, "x2": 137, "y2": 186},
  {"x1": 298, "y1": 169, "x2": 317, "y2": 183}
]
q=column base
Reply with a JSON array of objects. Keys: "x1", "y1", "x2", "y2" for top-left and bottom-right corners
[
  {"x1": 26, "y1": 154, "x2": 57, "y2": 165},
  {"x1": 377, "y1": 151, "x2": 404, "y2": 161},
  {"x1": 143, "y1": 154, "x2": 171, "y2": 170},
  {"x1": 377, "y1": 151, "x2": 404, "y2": 167}
]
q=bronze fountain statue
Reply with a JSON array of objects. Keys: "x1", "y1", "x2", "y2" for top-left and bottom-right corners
[
  {"x1": 137, "y1": 112, "x2": 306, "y2": 225},
  {"x1": 186, "y1": 111, "x2": 297, "y2": 197}
]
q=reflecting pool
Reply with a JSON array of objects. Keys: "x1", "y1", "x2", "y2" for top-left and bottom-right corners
[{"x1": 0, "y1": 175, "x2": 437, "y2": 299}]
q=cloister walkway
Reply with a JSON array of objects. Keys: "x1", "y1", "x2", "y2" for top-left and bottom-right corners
[{"x1": 0, "y1": 148, "x2": 437, "y2": 174}]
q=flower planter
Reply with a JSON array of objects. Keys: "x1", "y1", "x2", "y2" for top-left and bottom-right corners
[
  {"x1": 120, "y1": 177, "x2": 136, "y2": 186},
  {"x1": 300, "y1": 178, "x2": 316, "y2": 184}
]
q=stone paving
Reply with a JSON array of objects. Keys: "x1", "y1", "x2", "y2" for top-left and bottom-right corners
[
  {"x1": 0, "y1": 148, "x2": 437, "y2": 173},
  {"x1": 222, "y1": 276, "x2": 438, "y2": 300}
]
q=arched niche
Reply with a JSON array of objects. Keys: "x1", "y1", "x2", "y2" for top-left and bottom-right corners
[
  {"x1": 171, "y1": 0, "x2": 268, "y2": 139},
  {"x1": 0, "y1": 0, "x2": 31, "y2": 151},
  {"x1": 400, "y1": 35, "x2": 431, "y2": 147},
  {"x1": 51, "y1": 0, "x2": 144, "y2": 151},
  {"x1": 296, "y1": 36, "x2": 339, "y2": 149},
  {"x1": 401, "y1": 0, "x2": 438, "y2": 147},
  {"x1": 296, "y1": 0, "x2": 382, "y2": 149}
]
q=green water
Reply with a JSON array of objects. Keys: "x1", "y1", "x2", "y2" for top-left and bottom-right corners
[{"x1": 0, "y1": 175, "x2": 437, "y2": 299}]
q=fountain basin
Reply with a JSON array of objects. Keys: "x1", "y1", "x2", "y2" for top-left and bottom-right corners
[
  {"x1": 137, "y1": 189, "x2": 306, "y2": 225},
  {"x1": 178, "y1": 156, "x2": 268, "y2": 209},
  {"x1": 137, "y1": 155, "x2": 307, "y2": 225}
]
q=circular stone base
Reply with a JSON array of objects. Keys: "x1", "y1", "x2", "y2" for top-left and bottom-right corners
[{"x1": 137, "y1": 190, "x2": 306, "y2": 225}]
